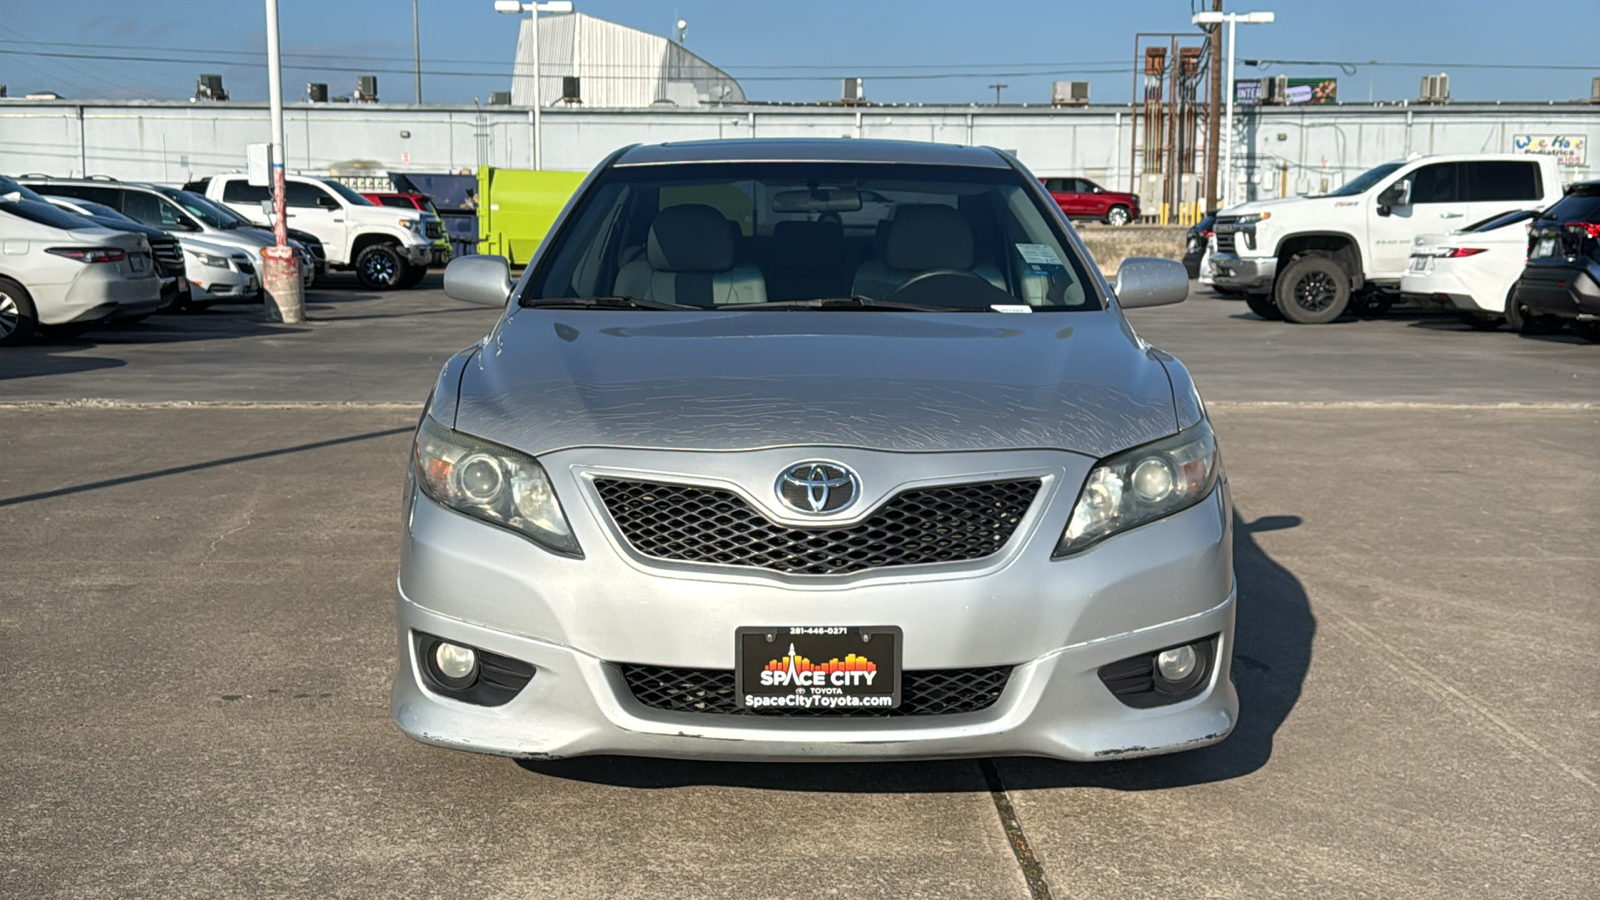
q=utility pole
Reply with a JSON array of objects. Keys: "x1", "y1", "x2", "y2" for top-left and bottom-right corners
[
  {"x1": 1203, "y1": 0, "x2": 1221, "y2": 213},
  {"x1": 988, "y1": 83, "x2": 1007, "y2": 105},
  {"x1": 261, "y1": 0, "x2": 303, "y2": 323},
  {"x1": 413, "y1": 0, "x2": 422, "y2": 103}
]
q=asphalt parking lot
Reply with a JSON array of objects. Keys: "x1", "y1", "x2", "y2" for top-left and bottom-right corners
[{"x1": 2, "y1": 276, "x2": 1596, "y2": 898}]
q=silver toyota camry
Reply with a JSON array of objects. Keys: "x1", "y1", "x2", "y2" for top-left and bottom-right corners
[{"x1": 394, "y1": 139, "x2": 1236, "y2": 762}]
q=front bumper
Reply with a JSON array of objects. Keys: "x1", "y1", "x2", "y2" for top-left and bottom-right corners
[
  {"x1": 392, "y1": 446, "x2": 1237, "y2": 762},
  {"x1": 190, "y1": 269, "x2": 261, "y2": 303},
  {"x1": 1210, "y1": 253, "x2": 1276, "y2": 292},
  {"x1": 402, "y1": 240, "x2": 443, "y2": 267},
  {"x1": 1515, "y1": 263, "x2": 1600, "y2": 319}
]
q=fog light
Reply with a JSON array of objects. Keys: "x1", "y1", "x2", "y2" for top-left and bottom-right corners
[
  {"x1": 433, "y1": 642, "x2": 478, "y2": 684},
  {"x1": 1156, "y1": 644, "x2": 1197, "y2": 682}
]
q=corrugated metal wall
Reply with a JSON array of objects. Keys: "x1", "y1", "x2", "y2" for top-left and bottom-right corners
[{"x1": 509, "y1": 12, "x2": 744, "y2": 109}]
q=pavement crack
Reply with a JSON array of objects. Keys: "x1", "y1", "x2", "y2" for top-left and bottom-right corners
[{"x1": 980, "y1": 758, "x2": 1054, "y2": 900}]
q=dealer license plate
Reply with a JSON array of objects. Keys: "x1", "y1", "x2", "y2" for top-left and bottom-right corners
[
  {"x1": 1533, "y1": 237, "x2": 1556, "y2": 258},
  {"x1": 1407, "y1": 255, "x2": 1431, "y2": 274},
  {"x1": 735, "y1": 626, "x2": 901, "y2": 711},
  {"x1": 129, "y1": 254, "x2": 146, "y2": 273}
]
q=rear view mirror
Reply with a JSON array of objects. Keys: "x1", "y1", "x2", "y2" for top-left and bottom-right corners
[
  {"x1": 443, "y1": 255, "x2": 512, "y2": 307},
  {"x1": 1113, "y1": 257, "x2": 1189, "y2": 309},
  {"x1": 771, "y1": 188, "x2": 861, "y2": 214}
]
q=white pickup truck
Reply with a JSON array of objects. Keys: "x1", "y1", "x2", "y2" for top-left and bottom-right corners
[
  {"x1": 1211, "y1": 153, "x2": 1562, "y2": 323},
  {"x1": 189, "y1": 174, "x2": 448, "y2": 290}
]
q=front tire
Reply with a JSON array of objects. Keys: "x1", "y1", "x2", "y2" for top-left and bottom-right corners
[
  {"x1": 355, "y1": 243, "x2": 410, "y2": 291},
  {"x1": 1104, "y1": 206, "x2": 1131, "y2": 227},
  {"x1": 0, "y1": 277, "x2": 39, "y2": 346},
  {"x1": 1275, "y1": 252, "x2": 1351, "y2": 324},
  {"x1": 1245, "y1": 293, "x2": 1283, "y2": 320}
]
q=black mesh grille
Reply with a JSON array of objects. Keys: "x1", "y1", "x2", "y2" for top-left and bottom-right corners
[
  {"x1": 620, "y1": 665, "x2": 1012, "y2": 717},
  {"x1": 1215, "y1": 225, "x2": 1237, "y2": 254},
  {"x1": 594, "y1": 478, "x2": 1040, "y2": 575},
  {"x1": 149, "y1": 238, "x2": 183, "y2": 276},
  {"x1": 234, "y1": 257, "x2": 256, "y2": 275}
]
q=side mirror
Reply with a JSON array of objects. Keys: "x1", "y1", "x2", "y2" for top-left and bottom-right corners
[
  {"x1": 1113, "y1": 257, "x2": 1189, "y2": 309},
  {"x1": 1376, "y1": 181, "x2": 1410, "y2": 216},
  {"x1": 443, "y1": 255, "x2": 512, "y2": 307},
  {"x1": 1092, "y1": 186, "x2": 1104, "y2": 194},
  {"x1": 316, "y1": 195, "x2": 340, "y2": 210}
]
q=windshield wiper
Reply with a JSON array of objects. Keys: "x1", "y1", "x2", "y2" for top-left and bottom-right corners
[
  {"x1": 525, "y1": 295, "x2": 701, "y2": 311},
  {"x1": 743, "y1": 295, "x2": 957, "y2": 312}
]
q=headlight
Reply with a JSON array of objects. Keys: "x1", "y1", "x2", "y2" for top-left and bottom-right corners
[
  {"x1": 399, "y1": 217, "x2": 420, "y2": 233},
  {"x1": 191, "y1": 251, "x2": 230, "y2": 267},
  {"x1": 1232, "y1": 212, "x2": 1271, "y2": 226},
  {"x1": 1055, "y1": 421, "x2": 1219, "y2": 556},
  {"x1": 412, "y1": 416, "x2": 580, "y2": 555}
]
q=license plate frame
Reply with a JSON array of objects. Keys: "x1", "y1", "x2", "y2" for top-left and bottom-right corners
[
  {"x1": 129, "y1": 254, "x2": 147, "y2": 273},
  {"x1": 735, "y1": 626, "x2": 902, "y2": 712},
  {"x1": 1534, "y1": 236, "x2": 1556, "y2": 259}
]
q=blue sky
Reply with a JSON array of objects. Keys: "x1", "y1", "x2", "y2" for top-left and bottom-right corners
[{"x1": 0, "y1": 0, "x2": 1591, "y2": 106}]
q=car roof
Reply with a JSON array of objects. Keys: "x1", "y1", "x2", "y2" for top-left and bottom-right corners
[{"x1": 613, "y1": 138, "x2": 1012, "y2": 169}]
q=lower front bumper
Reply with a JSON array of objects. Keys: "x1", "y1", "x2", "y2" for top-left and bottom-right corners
[
  {"x1": 1210, "y1": 253, "x2": 1276, "y2": 292},
  {"x1": 391, "y1": 585, "x2": 1238, "y2": 763}
]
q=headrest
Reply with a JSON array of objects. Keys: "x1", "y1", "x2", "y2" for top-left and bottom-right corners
[
  {"x1": 772, "y1": 220, "x2": 844, "y2": 269},
  {"x1": 884, "y1": 205, "x2": 973, "y2": 271},
  {"x1": 648, "y1": 204, "x2": 735, "y2": 272}
]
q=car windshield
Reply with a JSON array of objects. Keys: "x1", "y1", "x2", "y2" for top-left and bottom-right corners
[
  {"x1": 527, "y1": 162, "x2": 1099, "y2": 311},
  {"x1": 156, "y1": 188, "x2": 238, "y2": 228},
  {"x1": 1462, "y1": 209, "x2": 1537, "y2": 233},
  {"x1": 322, "y1": 180, "x2": 375, "y2": 206},
  {"x1": 1320, "y1": 162, "x2": 1406, "y2": 198}
]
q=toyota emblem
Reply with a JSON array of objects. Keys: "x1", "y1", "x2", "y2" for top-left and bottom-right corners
[{"x1": 776, "y1": 462, "x2": 860, "y2": 515}]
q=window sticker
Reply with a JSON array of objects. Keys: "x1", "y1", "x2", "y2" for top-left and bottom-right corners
[{"x1": 1015, "y1": 243, "x2": 1064, "y2": 266}]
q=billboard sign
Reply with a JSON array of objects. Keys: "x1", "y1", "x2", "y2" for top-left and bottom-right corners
[
  {"x1": 1511, "y1": 134, "x2": 1587, "y2": 167},
  {"x1": 1236, "y1": 78, "x2": 1338, "y2": 105}
]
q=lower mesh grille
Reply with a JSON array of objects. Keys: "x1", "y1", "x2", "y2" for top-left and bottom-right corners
[
  {"x1": 595, "y1": 478, "x2": 1040, "y2": 575},
  {"x1": 620, "y1": 665, "x2": 1012, "y2": 717}
]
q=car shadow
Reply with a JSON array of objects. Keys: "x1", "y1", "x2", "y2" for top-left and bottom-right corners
[
  {"x1": 0, "y1": 349, "x2": 126, "y2": 381},
  {"x1": 517, "y1": 510, "x2": 1314, "y2": 793}
]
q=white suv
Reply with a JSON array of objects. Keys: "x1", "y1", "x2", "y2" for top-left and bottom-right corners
[
  {"x1": 1211, "y1": 153, "x2": 1562, "y2": 323},
  {"x1": 196, "y1": 174, "x2": 446, "y2": 290}
]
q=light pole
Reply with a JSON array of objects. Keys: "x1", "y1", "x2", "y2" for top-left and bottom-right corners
[
  {"x1": 261, "y1": 0, "x2": 303, "y2": 322},
  {"x1": 413, "y1": 0, "x2": 422, "y2": 103},
  {"x1": 1191, "y1": 9, "x2": 1273, "y2": 209},
  {"x1": 988, "y1": 83, "x2": 1008, "y2": 105},
  {"x1": 495, "y1": 0, "x2": 574, "y2": 170}
]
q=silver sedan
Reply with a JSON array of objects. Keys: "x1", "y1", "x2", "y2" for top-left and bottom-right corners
[{"x1": 393, "y1": 138, "x2": 1234, "y2": 762}]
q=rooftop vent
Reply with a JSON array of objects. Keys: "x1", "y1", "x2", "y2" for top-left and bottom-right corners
[
  {"x1": 842, "y1": 77, "x2": 865, "y2": 105},
  {"x1": 489, "y1": 90, "x2": 512, "y2": 105},
  {"x1": 355, "y1": 75, "x2": 378, "y2": 102},
  {"x1": 1419, "y1": 73, "x2": 1450, "y2": 104},
  {"x1": 1052, "y1": 81, "x2": 1089, "y2": 106},
  {"x1": 195, "y1": 74, "x2": 227, "y2": 102}
]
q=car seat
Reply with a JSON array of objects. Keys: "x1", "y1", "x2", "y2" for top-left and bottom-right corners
[
  {"x1": 615, "y1": 204, "x2": 767, "y2": 306},
  {"x1": 851, "y1": 204, "x2": 1004, "y2": 300}
]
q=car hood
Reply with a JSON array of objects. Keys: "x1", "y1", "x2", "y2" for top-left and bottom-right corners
[
  {"x1": 191, "y1": 228, "x2": 271, "y2": 251},
  {"x1": 450, "y1": 309, "x2": 1180, "y2": 457},
  {"x1": 1219, "y1": 195, "x2": 1331, "y2": 218}
]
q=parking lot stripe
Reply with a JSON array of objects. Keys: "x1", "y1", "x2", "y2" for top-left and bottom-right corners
[{"x1": 980, "y1": 758, "x2": 1055, "y2": 900}]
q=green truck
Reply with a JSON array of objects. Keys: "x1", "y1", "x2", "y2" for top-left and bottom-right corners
[{"x1": 475, "y1": 167, "x2": 588, "y2": 265}]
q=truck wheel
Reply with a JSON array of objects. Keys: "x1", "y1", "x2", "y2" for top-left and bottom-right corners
[
  {"x1": 1275, "y1": 252, "x2": 1351, "y2": 324},
  {"x1": 355, "y1": 243, "x2": 409, "y2": 291},
  {"x1": 1245, "y1": 293, "x2": 1283, "y2": 320},
  {"x1": 1104, "y1": 206, "x2": 1131, "y2": 227},
  {"x1": 1571, "y1": 321, "x2": 1600, "y2": 343},
  {"x1": 0, "y1": 277, "x2": 39, "y2": 346}
]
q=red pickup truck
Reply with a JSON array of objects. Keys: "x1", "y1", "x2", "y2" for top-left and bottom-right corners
[{"x1": 1040, "y1": 177, "x2": 1141, "y2": 227}]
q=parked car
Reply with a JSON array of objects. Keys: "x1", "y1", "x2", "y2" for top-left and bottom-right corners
[
  {"x1": 1513, "y1": 180, "x2": 1600, "y2": 342},
  {"x1": 1212, "y1": 153, "x2": 1562, "y2": 323},
  {"x1": 176, "y1": 191, "x2": 322, "y2": 289},
  {"x1": 1040, "y1": 177, "x2": 1141, "y2": 226},
  {"x1": 188, "y1": 174, "x2": 447, "y2": 289},
  {"x1": 41, "y1": 194, "x2": 187, "y2": 310},
  {"x1": 17, "y1": 176, "x2": 308, "y2": 295},
  {"x1": 1399, "y1": 208, "x2": 1539, "y2": 330},
  {"x1": 0, "y1": 175, "x2": 163, "y2": 344},
  {"x1": 394, "y1": 138, "x2": 1228, "y2": 764},
  {"x1": 1184, "y1": 214, "x2": 1215, "y2": 278}
]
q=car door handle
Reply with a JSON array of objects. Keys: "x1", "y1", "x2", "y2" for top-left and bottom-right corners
[
  {"x1": 333, "y1": 218, "x2": 344, "y2": 223},
  {"x1": 1440, "y1": 212, "x2": 1464, "y2": 218}
]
